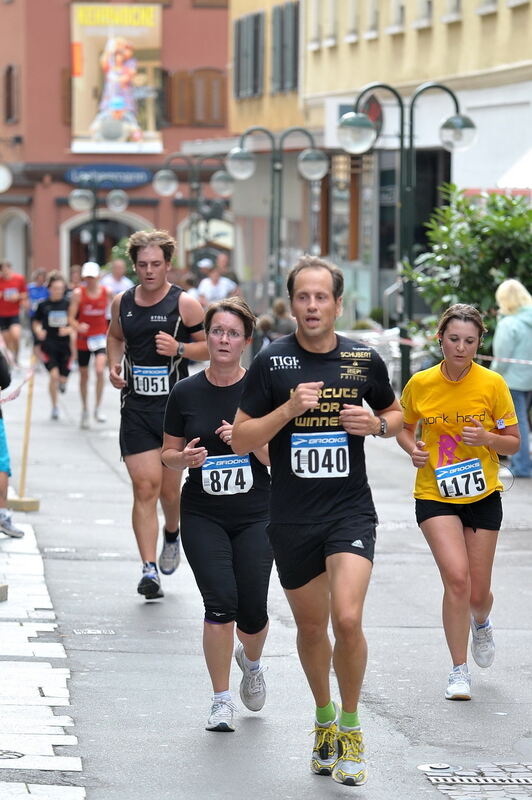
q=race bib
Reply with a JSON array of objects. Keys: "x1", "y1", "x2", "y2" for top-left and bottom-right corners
[
  {"x1": 291, "y1": 431, "x2": 350, "y2": 478},
  {"x1": 434, "y1": 458, "x2": 487, "y2": 498},
  {"x1": 132, "y1": 364, "x2": 169, "y2": 396},
  {"x1": 4, "y1": 288, "x2": 18, "y2": 301},
  {"x1": 87, "y1": 334, "x2": 106, "y2": 352},
  {"x1": 48, "y1": 310, "x2": 68, "y2": 328},
  {"x1": 201, "y1": 454, "x2": 253, "y2": 495}
]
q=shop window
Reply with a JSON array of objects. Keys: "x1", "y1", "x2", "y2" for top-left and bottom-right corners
[{"x1": 233, "y1": 12, "x2": 265, "y2": 98}]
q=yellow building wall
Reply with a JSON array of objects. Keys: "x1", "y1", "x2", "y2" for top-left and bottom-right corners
[
  {"x1": 229, "y1": 0, "x2": 307, "y2": 134},
  {"x1": 303, "y1": 0, "x2": 532, "y2": 126}
]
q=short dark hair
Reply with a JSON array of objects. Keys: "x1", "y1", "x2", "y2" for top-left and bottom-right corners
[
  {"x1": 46, "y1": 270, "x2": 66, "y2": 289},
  {"x1": 204, "y1": 296, "x2": 256, "y2": 340},
  {"x1": 127, "y1": 229, "x2": 176, "y2": 265},
  {"x1": 286, "y1": 255, "x2": 344, "y2": 301},
  {"x1": 436, "y1": 303, "x2": 487, "y2": 342}
]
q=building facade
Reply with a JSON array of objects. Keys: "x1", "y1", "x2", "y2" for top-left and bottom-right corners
[{"x1": 0, "y1": 0, "x2": 231, "y2": 277}]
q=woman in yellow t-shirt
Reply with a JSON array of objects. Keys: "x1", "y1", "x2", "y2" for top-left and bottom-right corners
[{"x1": 397, "y1": 304, "x2": 519, "y2": 701}]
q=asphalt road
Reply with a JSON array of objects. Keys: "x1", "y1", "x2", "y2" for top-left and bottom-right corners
[{"x1": 1, "y1": 352, "x2": 531, "y2": 799}]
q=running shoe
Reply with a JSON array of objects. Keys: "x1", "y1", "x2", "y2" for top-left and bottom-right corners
[
  {"x1": 58, "y1": 382, "x2": 67, "y2": 394},
  {"x1": 51, "y1": 407, "x2": 59, "y2": 421},
  {"x1": 158, "y1": 535, "x2": 181, "y2": 575},
  {"x1": 470, "y1": 616, "x2": 495, "y2": 668},
  {"x1": 0, "y1": 511, "x2": 24, "y2": 539},
  {"x1": 445, "y1": 664, "x2": 471, "y2": 700},
  {"x1": 80, "y1": 409, "x2": 90, "y2": 429},
  {"x1": 332, "y1": 729, "x2": 367, "y2": 786},
  {"x1": 234, "y1": 643, "x2": 267, "y2": 711},
  {"x1": 137, "y1": 563, "x2": 164, "y2": 599},
  {"x1": 94, "y1": 408, "x2": 107, "y2": 423},
  {"x1": 311, "y1": 709, "x2": 339, "y2": 775},
  {"x1": 205, "y1": 698, "x2": 237, "y2": 732}
]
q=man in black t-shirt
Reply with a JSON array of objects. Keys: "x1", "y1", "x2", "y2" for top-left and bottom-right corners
[
  {"x1": 232, "y1": 256, "x2": 402, "y2": 787},
  {"x1": 107, "y1": 230, "x2": 208, "y2": 601}
]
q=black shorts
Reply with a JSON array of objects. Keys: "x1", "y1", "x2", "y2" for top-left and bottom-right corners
[
  {"x1": 415, "y1": 491, "x2": 502, "y2": 532},
  {"x1": 78, "y1": 348, "x2": 106, "y2": 367},
  {"x1": 0, "y1": 315, "x2": 19, "y2": 330},
  {"x1": 181, "y1": 510, "x2": 273, "y2": 632},
  {"x1": 42, "y1": 341, "x2": 71, "y2": 377},
  {"x1": 119, "y1": 400, "x2": 165, "y2": 457},
  {"x1": 267, "y1": 513, "x2": 377, "y2": 590}
]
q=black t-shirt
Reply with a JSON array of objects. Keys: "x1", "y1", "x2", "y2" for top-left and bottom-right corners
[
  {"x1": 238, "y1": 333, "x2": 395, "y2": 524},
  {"x1": 34, "y1": 298, "x2": 70, "y2": 344},
  {"x1": 119, "y1": 284, "x2": 199, "y2": 411},
  {"x1": 164, "y1": 370, "x2": 270, "y2": 522}
]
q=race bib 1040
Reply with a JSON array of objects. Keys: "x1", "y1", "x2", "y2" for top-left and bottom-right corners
[
  {"x1": 434, "y1": 457, "x2": 487, "y2": 498},
  {"x1": 201, "y1": 454, "x2": 253, "y2": 495},
  {"x1": 291, "y1": 431, "x2": 350, "y2": 478},
  {"x1": 132, "y1": 365, "x2": 169, "y2": 396}
]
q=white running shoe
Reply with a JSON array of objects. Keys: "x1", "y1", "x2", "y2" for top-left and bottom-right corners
[
  {"x1": 205, "y1": 698, "x2": 237, "y2": 732},
  {"x1": 0, "y1": 510, "x2": 24, "y2": 539},
  {"x1": 470, "y1": 616, "x2": 495, "y2": 668},
  {"x1": 51, "y1": 407, "x2": 59, "y2": 421},
  {"x1": 158, "y1": 536, "x2": 180, "y2": 575},
  {"x1": 234, "y1": 643, "x2": 267, "y2": 711},
  {"x1": 94, "y1": 408, "x2": 107, "y2": 423},
  {"x1": 445, "y1": 664, "x2": 471, "y2": 700},
  {"x1": 80, "y1": 409, "x2": 90, "y2": 429}
]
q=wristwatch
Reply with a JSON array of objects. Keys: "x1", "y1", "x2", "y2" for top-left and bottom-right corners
[
  {"x1": 177, "y1": 342, "x2": 185, "y2": 356},
  {"x1": 375, "y1": 417, "x2": 387, "y2": 437}
]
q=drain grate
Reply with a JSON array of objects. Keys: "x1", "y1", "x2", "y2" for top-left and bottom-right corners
[{"x1": 428, "y1": 775, "x2": 532, "y2": 785}]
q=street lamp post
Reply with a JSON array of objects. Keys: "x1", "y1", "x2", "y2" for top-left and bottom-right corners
[
  {"x1": 225, "y1": 127, "x2": 329, "y2": 300},
  {"x1": 68, "y1": 179, "x2": 129, "y2": 262},
  {"x1": 152, "y1": 154, "x2": 234, "y2": 268},
  {"x1": 337, "y1": 82, "x2": 476, "y2": 388}
]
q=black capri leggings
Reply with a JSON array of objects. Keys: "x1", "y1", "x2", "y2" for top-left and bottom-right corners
[{"x1": 180, "y1": 511, "x2": 273, "y2": 634}]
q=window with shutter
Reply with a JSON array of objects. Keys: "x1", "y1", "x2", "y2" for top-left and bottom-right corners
[
  {"x1": 169, "y1": 70, "x2": 192, "y2": 125},
  {"x1": 271, "y1": 5, "x2": 282, "y2": 94},
  {"x1": 4, "y1": 64, "x2": 19, "y2": 124},
  {"x1": 60, "y1": 66, "x2": 71, "y2": 127}
]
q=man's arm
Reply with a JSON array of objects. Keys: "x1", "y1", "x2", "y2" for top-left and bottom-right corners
[
  {"x1": 232, "y1": 381, "x2": 324, "y2": 455},
  {"x1": 106, "y1": 294, "x2": 126, "y2": 389},
  {"x1": 155, "y1": 290, "x2": 209, "y2": 361},
  {"x1": 339, "y1": 398, "x2": 403, "y2": 438}
]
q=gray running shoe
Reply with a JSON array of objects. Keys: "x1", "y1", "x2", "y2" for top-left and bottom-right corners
[
  {"x1": 206, "y1": 698, "x2": 237, "y2": 732},
  {"x1": 80, "y1": 409, "x2": 90, "y2": 429},
  {"x1": 51, "y1": 407, "x2": 59, "y2": 421},
  {"x1": 137, "y1": 563, "x2": 164, "y2": 600},
  {"x1": 234, "y1": 643, "x2": 267, "y2": 711},
  {"x1": 332, "y1": 729, "x2": 367, "y2": 786},
  {"x1": 0, "y1": 511, "x2": 24, "y2": 539},
  {"x1": 470, "y1": 616, "x2": 495, "y2": 668},
  {"x1": 311, "y1": 716, "x2": 339, "y2": 775},
  {"x1": 158, "y1": 535, "x2": 180, "y2": 575}
]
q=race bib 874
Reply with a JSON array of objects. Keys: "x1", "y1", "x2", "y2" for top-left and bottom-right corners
[
  {"x1": 291, "y1": 431, "x2": 350, "y2": 478},
  {"x1": 201, "y1": 454, "x2": 253, "y2": 495}
]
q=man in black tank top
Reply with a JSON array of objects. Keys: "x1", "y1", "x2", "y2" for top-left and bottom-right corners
[{"x1": 107, "y1": 230, "x2": 208, "y2": 600}]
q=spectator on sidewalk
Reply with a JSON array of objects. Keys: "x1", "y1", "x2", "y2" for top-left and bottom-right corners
[
  {"x1": 0, "y1": 349, "x2": 24, "y2": 538},
  {"x1": 491, "y1": 278, "x2": 532, "y2": 478},
  {"x1": 270, "y1": 297, "x2": 296, "y2": 339}
]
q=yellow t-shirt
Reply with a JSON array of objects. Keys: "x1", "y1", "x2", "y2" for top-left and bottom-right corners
[{"x1": 400, "y1": 361, "x2": 517, "y2": 503}]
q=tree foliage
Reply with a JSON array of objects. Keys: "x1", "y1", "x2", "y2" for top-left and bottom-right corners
[{"x1": 403, "y1": 184, "x2": 532, "y2": 350}]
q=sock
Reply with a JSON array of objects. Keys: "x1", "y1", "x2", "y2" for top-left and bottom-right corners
[
  {"x1": 213, "y1": 690, "x2": 232, "y2": 703},
  {"x1": 340, "y1": 709, "x2": 360, "y2": 730},
  {"x1": 473, "y1": 617, "x2": 490, "y2": 629},
  {"x1": 143, "y1": 561, "x2": 157, "y2": 571},
  {"x1": 316, "y1": 701, "x2": 336, "y2": 725},
  {"x1": 243, "y1": 653, "x2": 261, "y2": 671},
  {"x1": 164, "y1": 527, "x2": 180, "y2": 543}
]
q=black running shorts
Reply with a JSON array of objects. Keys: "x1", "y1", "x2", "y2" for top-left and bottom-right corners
[
  {"x1": 267, "y1": 513, "x2": 377, "y2": 590},
  {"x1": 0, "y1": 315, "x2": 19, "y2": 330},
  {"x1": 119, "y1": 401, "x2": 166, "y2": 457},
  {"x1": 415, "y1": 491, "x2": 502, "y2": 532}
]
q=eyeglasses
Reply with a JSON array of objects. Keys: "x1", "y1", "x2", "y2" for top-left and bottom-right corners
[{"x1": 208, "y1": 327, "x2": 244, "y2": 340}]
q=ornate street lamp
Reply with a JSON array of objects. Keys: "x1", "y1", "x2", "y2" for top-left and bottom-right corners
[
  {"x1": 338, "y1": 81, "x2": 476, "y2": 387},
  {"x1": 226, "y1": 126, "x2": 328, "y2": 299}
]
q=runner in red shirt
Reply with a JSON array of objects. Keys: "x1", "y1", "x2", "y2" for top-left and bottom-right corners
[
  {"x1": 0, "y1": 261, "x2": 28, "y2": 365},
  {"x1": 68, "y1": 261, "x2": 112, "y2": 428}
]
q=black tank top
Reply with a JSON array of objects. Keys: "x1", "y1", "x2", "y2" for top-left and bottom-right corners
[{"x1": 119, "y1": 284, "x2": 189, "y2": 407}]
